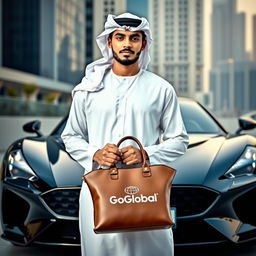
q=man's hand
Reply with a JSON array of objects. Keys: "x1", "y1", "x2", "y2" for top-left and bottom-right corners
[
  {"x1": 120, "y1": 146, "x2": 143, "y2": 165},
  {"x1": 93, "y1": 144, "x2": 121, "y2": 167}
]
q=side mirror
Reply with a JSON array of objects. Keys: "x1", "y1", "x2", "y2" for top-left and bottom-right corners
[
  {"x1": 235, "y1": 117, "x2": 256, "y2": 134},
  {"x1": 23, "y1": 120, "x2": 43, "y2": 137}
]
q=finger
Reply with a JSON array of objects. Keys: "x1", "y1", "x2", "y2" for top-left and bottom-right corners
[
  {"x1": 105, "y1": 145, "x2": 120, "y2": 155},
  {"x1": 102, "y1": 156, "x2": 119, "y2": 166},
  {"x1": 122, "y1": 148, "x2": 136, "y2": 160},
  {"x1": 122, "y1": 155, "x2": 135, "y2": 164},
  {"x1": 100, "y1": 160, "x2": 114, "y2": 167},
  {"x1": 105, "y1": 143, "x2": 116, "y2": 148},
  {"x1": 105, "y1": 144, "x2": 119, "y2": 150},
  {"x1": 106, "y1": 152, "x2": 121, "y2": 161},
  {"x1": 120, "y1": 146, "x2": 132, "y2": 154},
  {"x1": 125, "y1": 159, "x2": 138, "y2": 165},
  {"x1": 107, "y1": 148, "x2": 121, "y2": 155},
  {"x1": 121, "y1": 146, "x2": 136, "y2": 156},
  {"x1": 102, "y1": 148, "x2": 120, "y2": 158},
  {"x1": 122, "y1": 150, "x2": 138, "y2": 163}
]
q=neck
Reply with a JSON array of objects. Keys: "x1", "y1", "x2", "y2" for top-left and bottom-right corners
[{"x1": 112, "y1": 61, "x2": 140, "y2": 76}]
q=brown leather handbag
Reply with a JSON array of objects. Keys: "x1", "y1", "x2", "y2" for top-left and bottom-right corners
[{"x1": 82, "y1": 136, "x2": 176, "y2": 234}]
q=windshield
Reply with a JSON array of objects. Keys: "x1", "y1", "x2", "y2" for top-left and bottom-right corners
[
  {"x1": 180, "y1": 101, "x2": 222, "y2": 134},
  {"x1": 53, "y1": 100, "x2": 223, "y2": 136}
]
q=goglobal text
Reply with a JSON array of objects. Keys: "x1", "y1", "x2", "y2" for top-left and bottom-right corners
[{"x1": 109, "y1": 193, "x2": 159, "y2": 205}]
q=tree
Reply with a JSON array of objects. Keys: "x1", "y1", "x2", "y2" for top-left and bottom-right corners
[
  {"x1": 44, "y1": 92, "x2": 60, "y2": 104},
  {"x1": 22, "y1": 83, "x2": 37, "y2": 100},
  {"x1": 6, "y1": 85, "x2": 18, "y2": 97}
]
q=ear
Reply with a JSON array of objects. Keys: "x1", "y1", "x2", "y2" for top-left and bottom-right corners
[
  {"x1": 108, "y1": 37, "x2": 112, "y2": 48},
  {"x1": 141, "y1": 40, "x2": 147, "y2": 51}
]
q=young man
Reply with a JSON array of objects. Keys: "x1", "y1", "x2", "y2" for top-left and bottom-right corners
[{"x1": 62, "y1": 13, "x2": 189, "y2": 256}]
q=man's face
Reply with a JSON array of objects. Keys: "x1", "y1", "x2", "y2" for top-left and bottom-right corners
[{"x1": 108, "y1": 30, "x2": 147, "y2": 66}]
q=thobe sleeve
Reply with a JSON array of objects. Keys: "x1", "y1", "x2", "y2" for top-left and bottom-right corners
[
  {"x1": 144, "y1": 86, "x2": 189, "y2": 166},
  {"x1": 61, "y1": 91, "x2": 98, "y2": 172}
]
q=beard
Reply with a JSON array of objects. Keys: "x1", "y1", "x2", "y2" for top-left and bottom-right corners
[{"x1": 112, "y1": 49, "x2": 142, "y2": 66}]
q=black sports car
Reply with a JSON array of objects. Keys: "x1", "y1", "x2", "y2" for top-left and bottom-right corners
[{"x1": 1, "y1": 98, "x2": 256, "y2": 247}]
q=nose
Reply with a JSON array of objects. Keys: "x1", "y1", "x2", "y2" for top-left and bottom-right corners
[{"x1": 123, "y1": 37, "x2": 132, "y2": 48}]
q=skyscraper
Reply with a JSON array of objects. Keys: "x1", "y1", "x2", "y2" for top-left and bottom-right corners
[
  {"x1": 149, "y1": 0, "x2": 204, "y2": 98},
  {"x1": 210, "y1": 0, "x2": 256, "y2": 116},
  {"x1": 211, "y1": 0, "x2": 246, "y2": 67},
  {"x1": 93, "y1": 0, "x2": 126, "y2": 60},
  {"x1": 0, "y1": 0, "x2": 88, "y2": 96},
  {"x1": 253, "y1": 15, "x2": 256, "y2": 61},
  {"x1": 85, "y1": 0, "x2": 94, "y2": 65},
  {"x1": 2, "y1": 0, "x2": 42, "y2": 76},
  {"x1": 56, "y1": 0, "x2": 86, "y2": 84}
]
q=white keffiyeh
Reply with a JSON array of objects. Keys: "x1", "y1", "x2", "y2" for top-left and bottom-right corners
[{"x1": 72, "y1": 13, "x2": 153, "y2": 96}]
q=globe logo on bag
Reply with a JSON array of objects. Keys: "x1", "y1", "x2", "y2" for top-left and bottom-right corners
[
  {"x1": 124, "y1": 186, "x2": 139, "y2": 195},
  {"x1": 109, "y1": 185, "x2": 159, "y2": 205}
]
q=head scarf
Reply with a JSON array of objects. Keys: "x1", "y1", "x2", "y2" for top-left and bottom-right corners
[{"x1": 72, "y1": 13, "x2": 153, "y2": 96}]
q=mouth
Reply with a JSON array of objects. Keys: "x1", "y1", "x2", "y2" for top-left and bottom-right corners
[{"x1": 120, "y1": 49, "x2": 135, "y2": 54}]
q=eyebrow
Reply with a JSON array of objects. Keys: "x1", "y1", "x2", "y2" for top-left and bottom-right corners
[
  {"x1": 114, "y1": 33, "x2": 126, "y2": 37},
  {"x1": 130, "y1": 33, "x2": 141, "y2": 38},
  {"x1": 114, "y1": 32, "x2": 141, "y2": 37}
]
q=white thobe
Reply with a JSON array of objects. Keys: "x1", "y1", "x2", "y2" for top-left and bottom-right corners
[{"x1": 61, "y1": 69, "x2": 189, "y2": 256}]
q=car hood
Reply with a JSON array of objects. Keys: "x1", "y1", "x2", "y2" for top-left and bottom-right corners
[
  {"x1": 171, "y1": 134, "x2": 226, "y2": 186},
  {"x1": 22, "y1": 136, "x2": 84, "y2": 188},
  {"x1": 21, "y1": 133, "x2": 248, "y2": 191},
  {"x1": 21, "y1": 134, "x2": 226, "y2": 189}
]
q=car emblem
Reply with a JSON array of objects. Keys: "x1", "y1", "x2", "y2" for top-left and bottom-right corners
[{"x1": 124, "y1": 186, "x2": 140, "y2": 195}]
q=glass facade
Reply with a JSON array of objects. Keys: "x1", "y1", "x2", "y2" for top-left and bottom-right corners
[
  {"x1": 56, "y1": 0, "x2": 86, "y2": 84},
  {"x1": 220, "y1": 72, "x2": 229, "y2": 111},
  {"x1": 165, "y1": 0, "x2": 174, "y2": 62},
  {"x1": 2, "y1": 0, "x2": 89, "y2": 86},
  {"x1": 151, "y1": 0, "x2": 204, "y2": 97},
  {"x1": 153, "y1": 0, "x2": 159, "y2": 64},
  {"x1": 249, "y1": 69, "x2": 256, "y2": 109},
  {"x1": 2, "y1": 0, "x2": 40, "y2": 75},
  {"x1": 178, "y1": 0, "x2": 188, "y2": 62},
  {"x1": 103, "y1": 0, "x2": 115, "y2": 23},
  {"x1": 86, "y1": 0, "x2": 94, "y2": 65},
  {"x1": 234, "y1": 71, "x2": 244, "y2": 112},
  {"x1": 211, "y1": 62, "x2": 256, "y2": 115},
  {"x1": 195, "y1": 0, "x2": 202, "y2": 91}
]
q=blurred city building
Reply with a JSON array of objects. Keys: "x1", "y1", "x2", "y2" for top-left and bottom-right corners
[
  {"x1": 253, "y1": 15, "x2": 256, "y2": 61},
  {"x1": 2, "y1": 0, "x2": 254, "y2": 118},
  {"x1": 85, "y1": 0, "x2": 94, "y2": 65},
  {"x1": 211, "y1": 0, "x2": 246, "y2": 67},
  {"x1": 211, "y1": 60, "x2": 256, "y2": 116},
  {"x1": 0, "y1": 0, "x2": 88, "y2": 116},
  {"x1": 0, "y1": 0, "x2": 128, "y2": 116},
  {"x1": 210, "y1": 0, "x2": 256, "y2": 116},
  {"x1": 148, "y1": 0, "x2": 204, "y2": 99},
  {"x1": 93, "y1": 0, "x2": 126, "y2": 59}
]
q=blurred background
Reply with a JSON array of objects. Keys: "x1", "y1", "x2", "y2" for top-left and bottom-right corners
[{"x1": 0, "y1": 0, "x2": 256, "y2": 154}]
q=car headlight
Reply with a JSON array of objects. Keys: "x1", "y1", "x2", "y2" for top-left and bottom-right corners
[
  {"x1": 7, "y1": 149, "x2": 38, "y2": 181},
  {"x1": 224, "y1": 146, "x2": 256, "y2": 178}
]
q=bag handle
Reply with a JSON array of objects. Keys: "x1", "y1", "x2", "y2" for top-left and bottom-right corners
[{"x1": 110, "y1": 136, "x2": 151, "y2": 179}]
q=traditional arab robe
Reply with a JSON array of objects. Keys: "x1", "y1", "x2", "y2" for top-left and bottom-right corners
[{"x1": 61, "y1": 13, "x2": 189, "y2": 256}]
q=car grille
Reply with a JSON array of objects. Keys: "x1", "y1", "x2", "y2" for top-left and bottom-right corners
[
  {"x1": 41, "y1": 186, "x2": 218, "y2": 218},
  {"x1": 41, "y1": 188, "x2": 80, "y2": 218},
  {"x1": 173, "y1": 219, "x2": 226, "y2": 244},
  {"x1": 170, "y1": 186, "x2": 219, "y2": 217}
]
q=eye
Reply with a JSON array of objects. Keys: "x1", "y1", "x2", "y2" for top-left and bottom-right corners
[
  {"x1": 115, "y1": 36, "x2": 124, "y2": 41},
  {"x1": 131, "y1": 37, "x2": 140, "y2": 42}
]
